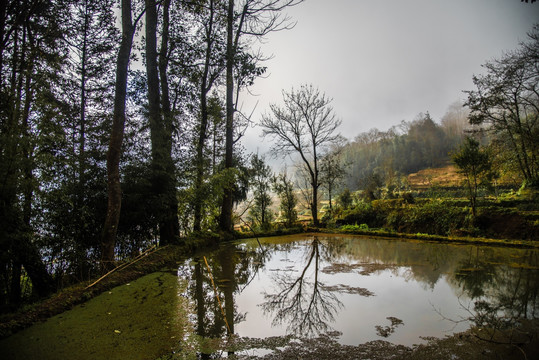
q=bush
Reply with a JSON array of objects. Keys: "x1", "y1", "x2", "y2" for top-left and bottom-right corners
[
  {"x1": 340, "y1": 201, "x2": 379, "y2": 228},
  {"x1": 405, "y1": 200, "x2": 467, "y2": 235}
]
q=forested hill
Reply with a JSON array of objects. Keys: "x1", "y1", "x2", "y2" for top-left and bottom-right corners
[{"x1": 340, "y1": 109, "x2": 468, "y2": 191}]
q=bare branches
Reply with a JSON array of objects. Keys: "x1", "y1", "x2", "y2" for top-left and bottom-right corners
[
  {"x1": 239, "y1": 0, "x2": 303, "y2": 38},
  {"x1": 261, "y1": 85, "x2": 341, "y2": 159},
  {"x1": 260, "y1": 84, "x2": 341, "y2": 226}
]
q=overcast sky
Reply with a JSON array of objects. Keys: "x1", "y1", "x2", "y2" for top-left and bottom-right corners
[{"x1": 240, "y1": 0, "x2": 538, "y2": 166}]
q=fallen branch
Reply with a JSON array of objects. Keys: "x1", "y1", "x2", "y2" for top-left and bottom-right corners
[{"x1": 85, "y1": 245, "x2": 161, "y2": 290}]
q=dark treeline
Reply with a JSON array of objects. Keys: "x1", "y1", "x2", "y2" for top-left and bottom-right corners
[
  {"x1": 0, "y1": 0, "x2": 301, "y2": 311},
  {"x1": 340, "y1": 108, "x2": 469, "y2": 192}
]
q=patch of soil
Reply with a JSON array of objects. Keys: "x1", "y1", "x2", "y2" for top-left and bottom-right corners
[{"x1": 408, "y1": 165, "x2": 463, "y2": 189}]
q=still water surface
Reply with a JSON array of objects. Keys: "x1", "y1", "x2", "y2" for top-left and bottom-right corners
[
  {"x1": 184, "y1": 234, "x2": 538, "y2": 348},
  {"x1": 1, "y1": 234, "x2": 537, "y2": 359}
]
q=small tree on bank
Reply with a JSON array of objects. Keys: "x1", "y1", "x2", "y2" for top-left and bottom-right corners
[
  {"x1": 319, "y1": 144, "x2": 348, "y2": 213},
  {"x1": 273, "y1": 170, "x2": 298, "y2": 227},
  {"x1": 261, "y1": 84, "x2": 342, "y2": 226},
  {"x1": 248, "y1": 154, "x2": 273, "y2": 230},
  {"x1": 452, "y1": 136, "x2": 494, "y2": 219}
]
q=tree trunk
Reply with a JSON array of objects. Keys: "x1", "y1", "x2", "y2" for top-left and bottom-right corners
[
  {"x1": 78, "y1": 3, "x2": 88, "y2": 212},
  {"x1": 194, "y1": 0, "x2": 216, "y2": 232},
  {"x1": 220, "y1": 0, "x2": 235, "y2": 233},
  {"x1": 312, "y1": 182, "x2": 319, "y2": 226},
  {"x1": 0, "y1": 0, "x2": 7, "y2": 84},
  {"x1": 146, "y1": 0, "x2": 178, "y2": 244},
  {"x1": 101, "y1": 0, "x2": 135, "y2": 272}
]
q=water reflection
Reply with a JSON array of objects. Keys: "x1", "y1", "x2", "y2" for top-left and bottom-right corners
[
  {"x1": 451, "y1": 248, "x2": 538, "y2": 342},
  {"x1": 179, "y1": 242, "x2": 267, "y2": 355},
  {"x1": 178, "y1": 235, "x2": 539, "y2": 350},
  {"x1": 260, "y1": 237, "x2": 342, "y2": 336}
]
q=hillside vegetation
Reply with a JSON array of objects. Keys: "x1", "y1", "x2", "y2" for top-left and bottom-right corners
[{"x1": 324, "y1": 165, "x2": 539, "y2": 242}]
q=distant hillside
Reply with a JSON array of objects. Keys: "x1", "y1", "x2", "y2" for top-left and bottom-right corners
[
  {"x1": 340, "y1": 112, "x2": 468, "y2": 191},
  {"x1": 407, "y1": 164, "x2": 522, "y2": 191},
  {"x1": 407, "y1": 165, "x2": 462, "y2": 190}
]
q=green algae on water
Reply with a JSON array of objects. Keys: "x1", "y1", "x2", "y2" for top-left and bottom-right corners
[{"x1": 0, "y1": 271, "x2": 192, "y2": 360}]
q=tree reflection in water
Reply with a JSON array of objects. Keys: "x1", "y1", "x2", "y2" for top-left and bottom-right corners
[
  {"x1": 452, "y1": 249, "x2": 539, "y2": 347},
  {"x1": 176, "y1": 235, "x2": 539, "y2": 357},
  {"x1": 260, "y1": 236, "x2": 343, "y2": 337},
  {"x1": 178, "y1": 242, "x2": 267, "y2": 356}
]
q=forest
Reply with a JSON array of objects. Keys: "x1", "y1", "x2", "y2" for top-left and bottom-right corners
[{"x1": 0, "y1": 0, "x2": 538, "y2": 322}]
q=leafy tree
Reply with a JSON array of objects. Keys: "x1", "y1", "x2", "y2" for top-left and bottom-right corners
[
  {"x1": 452, "y1": 137, "x2": 494, "y2": 218},
  {"x1": 37, "y1": 0, "x2": 119, "y2": 283},
  {"x1": 191, "y1": 0, "x2": 227, "y2": 232},
  {"x1": 319, "y1": 144, "x2": 348, "y2": 213},
  {"x1": 465, "y1": 25, "x2": 539, "y2": 187},
  {"x1": 337, "y1": 188, "x2": 353, "y2": 210},
  {"x1": 261, "y1": 84, "x2": 342, "y2": 226},
  {"x1": 144, "y1": 0, "x2": 179, "y2": 244},
  {"x1": 0, "y1": 0, "x2": 66, "y2": 307},
  {"x1": 248, "y1": 154, "x2": 273, "y2": 230},
  {"x1": 362, "y1": 172, "x2": 383, "y2": 202},
  {"x1": 273, "y1": 170, "x2": 298, "y2": 227}
]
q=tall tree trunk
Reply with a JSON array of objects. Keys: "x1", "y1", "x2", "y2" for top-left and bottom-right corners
[
  {"x1": 101, "y1": 0, "x2": 135, "y2": 272},
  {"x1": 146, "y1": 0, "x2": 178, "y2": 244},
  {"x1": 78, "y1": 1, "x2": 89, "y2": 211},
  {"x1": 220, "y1": 0, "x2": 235, "y2": 233},
  {"x1": 193, "y1": 94, "x2": 208, "y2": 232},
  {"x1": 194, "y1": 0, "x2": 215, "y2": 232},
  {"x1": 12, "y1": 17, "x2": 53, "y2": 300},
  {"x1": 0, "y1": 0, "x2": 7, "y2": 84}
]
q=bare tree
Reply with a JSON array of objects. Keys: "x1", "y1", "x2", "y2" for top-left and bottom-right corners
[{"x1": 261, "y1": 84, "x2": 342, "y2": 226}]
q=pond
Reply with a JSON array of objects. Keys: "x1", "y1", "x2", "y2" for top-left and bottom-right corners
[
  {"x1": 1, "y1": 234, "x2": 538, "y2": 359},
  {"x1": 183, "y1": 234, "x2": 538, "y2": 352}
]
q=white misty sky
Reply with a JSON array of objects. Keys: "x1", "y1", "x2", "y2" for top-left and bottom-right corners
[{"x1": 240, "y1": 0, "x2": 538, "y2": 167}]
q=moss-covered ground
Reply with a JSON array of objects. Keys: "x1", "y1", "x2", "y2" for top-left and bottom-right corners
[{"x1": 0, "y1": 271, "x2": 192, "y2": 360}]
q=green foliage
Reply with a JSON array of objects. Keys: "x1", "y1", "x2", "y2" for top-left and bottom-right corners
[
  {"x1": 465, "y1": 26, "x2": 539, "y2": 186},
  {"x1": 273, "y1": 171, "x2": 298, "y2": 228},
  {"x1": 452, "y1": 136, "x2": 495, "y2": 217},
  {"x1": 339, "y1": 198, "x2": 469, "y2": 236},
  {"x1": 337, "y1": 188, "x2": 353, "y2": 209},
  {"x1": 341, "y1": 201, "x2": 381, "y2": 228},
  {"x1": 248, "y1": 154, "x2": 274, "y2": 230}
]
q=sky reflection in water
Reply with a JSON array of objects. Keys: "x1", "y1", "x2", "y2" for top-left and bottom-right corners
[{"x1": 181, "y1": 234, "x2": 539, "y2": 347}]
